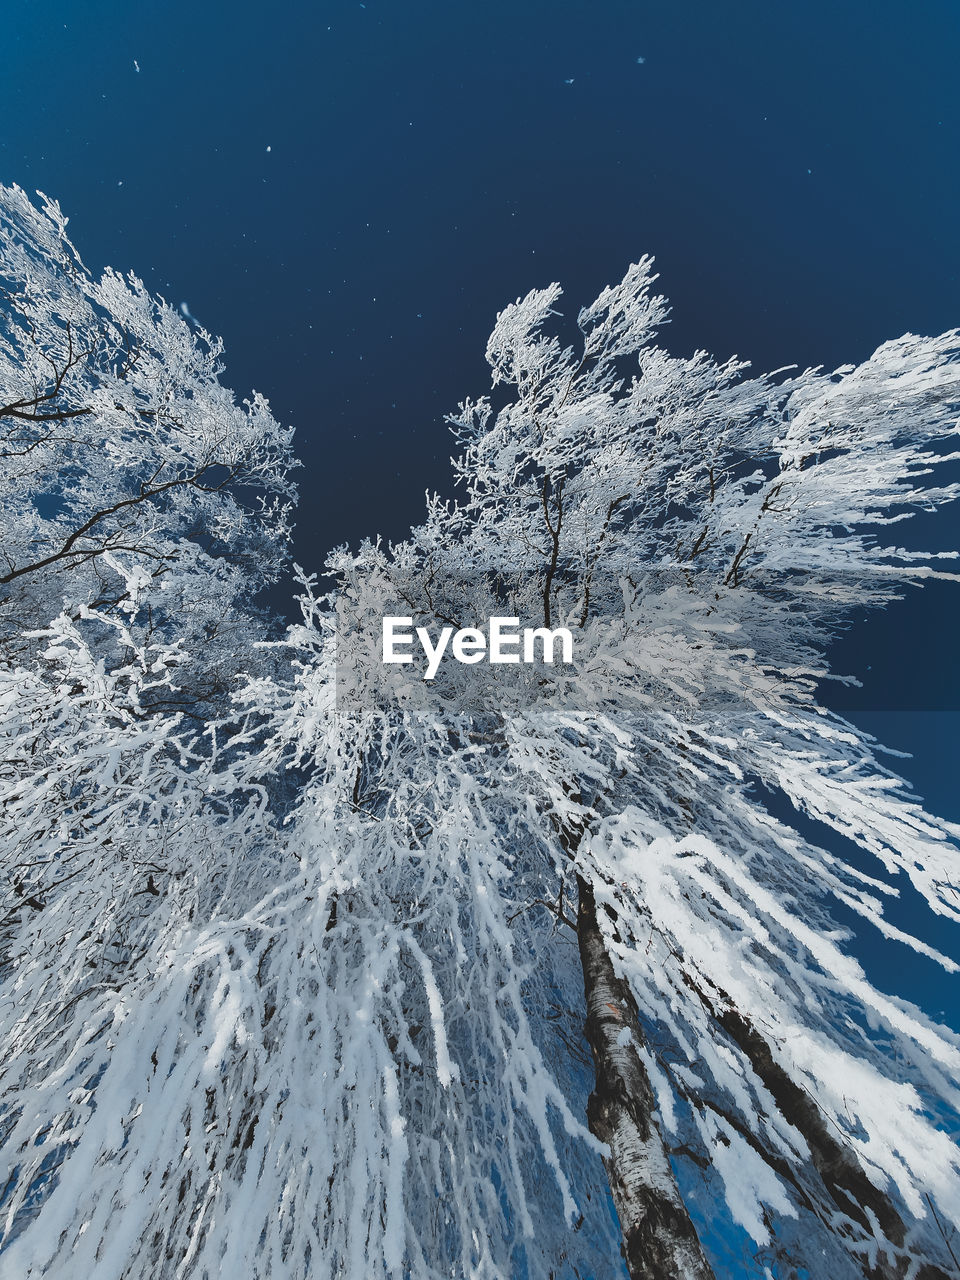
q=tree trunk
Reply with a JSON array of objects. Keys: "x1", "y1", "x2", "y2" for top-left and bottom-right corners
[
  {"x1": 563, "y1": 795, "x2": 953, "y2": 1280},
  {"x1": 576, "y1": 873, "x2": 715, "y2": 1280},
  {"x1": 698, "y1": 982, "x2": 955, "y2": 1280}
]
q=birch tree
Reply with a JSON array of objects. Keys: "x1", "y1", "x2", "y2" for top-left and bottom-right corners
[
  {"x1": 2, "y1": 196, "x2": 959, "y2": 1280},
  {"x1": 308, "y1": 263, "x2": 960, "y2": 1277}
]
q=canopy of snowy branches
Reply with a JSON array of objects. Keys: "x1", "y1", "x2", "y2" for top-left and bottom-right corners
[{"x1": 1, "y1": 187, "x2": 959, "y2": 1280}]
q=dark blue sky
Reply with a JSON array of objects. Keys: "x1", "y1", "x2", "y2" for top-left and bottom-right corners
[{"x1": 3, "y1": 0, "x2": 958, "y2": 1004}]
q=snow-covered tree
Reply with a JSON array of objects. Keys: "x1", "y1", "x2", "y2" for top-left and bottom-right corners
[
  {"x1": 2, "y1": 195, "x2": 959, "y2": 1280},
  {"x1": 0, "y1": 184, "x2": 297, "y2": 708},
  {"x1": 300, "y1": 264, "x2": 960, "y2": 1279},
  {"x1": 0, "y1": 187, "x2": 299, "y2": 1273}
]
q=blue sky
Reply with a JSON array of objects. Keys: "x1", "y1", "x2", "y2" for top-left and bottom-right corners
[{"x1": 3, "y1": 0, "x2": 958, "y2": 1013}]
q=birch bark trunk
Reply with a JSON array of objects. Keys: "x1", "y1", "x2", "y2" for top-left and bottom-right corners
[{"x1": 576, "y1": 873, "x2": 715, "y2": 1280}]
